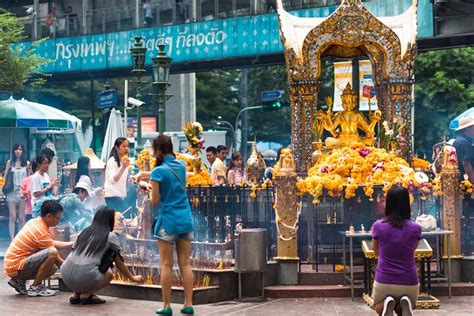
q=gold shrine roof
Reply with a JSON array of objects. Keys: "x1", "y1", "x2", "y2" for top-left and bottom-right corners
[{"x1": 276, "y1": 0, "x2": 418, "y2": 60}]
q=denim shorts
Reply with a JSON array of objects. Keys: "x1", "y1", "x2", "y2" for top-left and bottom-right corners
[
  {"x1": 156, "y1": 228, "x2": 193, "y2": 244},
  {"x1": 6, "y1": 190, "x2": 21, "y2": 203}
]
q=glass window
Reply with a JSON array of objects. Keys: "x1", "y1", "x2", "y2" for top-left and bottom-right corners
[
  {"x1": 217, "y1": 0, "x2": 233, "y2": 19},
  {"x1": 236, "y1": 0, "x2": 251, "y2": 16},
  {"x1": 199, "y1": 0, "x2": 216, "y2": 21},
  {"x1": 157, "y1": 0, "x2": 174, "y2": 25},
  {"x1": 175, "y1": 0, "x2": 191, "y2": 24}
]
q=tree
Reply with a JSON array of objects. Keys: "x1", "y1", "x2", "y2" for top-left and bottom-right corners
[
  {"x1": 414, "y1": 47, "x2": 474, "y2": 157},
  {"x1": 0, "y1": 10, "x2": 52, "y2": 161},
  {"x1": 246, "y1": 65, "x2": 291, "y2": 144},
  {"x1": 196, "y1": 70, "x2": 241, "y2": 129},
  {"x1": 0, "y1": 10, "x2": 49, "y2": 92}
]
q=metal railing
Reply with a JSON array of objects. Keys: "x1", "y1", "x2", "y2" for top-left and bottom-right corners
[
  {"x1": 16, "y1": 0, "x2": 346, "y2": 40},
  {"x1": 184, "y1": 185, "x2": 448, "y2": 268}
]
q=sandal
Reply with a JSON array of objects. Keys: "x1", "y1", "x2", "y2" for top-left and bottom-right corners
[
  {"x1": 80, "y1": 294, "x2": 106, "y2": 305},
  {"x1": 69, "y1": 296, "x2": 81, "y2": 305},
  {"x1": 181, "y1": 306, "x2": 194, "y2": 314},
  {"x1": 156, "y1": 307, "x2": 172, "y2": 315}
]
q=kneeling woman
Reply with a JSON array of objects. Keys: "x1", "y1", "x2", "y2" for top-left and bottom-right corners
[{"x1": 61, "y1": 207, "x2": 144, "y2": 304}]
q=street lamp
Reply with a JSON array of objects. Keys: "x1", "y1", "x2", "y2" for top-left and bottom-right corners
[
  {"x1": 152, "y1": 44, "x2": 172, "y2": 135},
  {"x1": 129, "y1": 36, "x2": 147, "y2": 150},
  {"x1": 215, "y1": 116, "x2": 235, "y2": 152}
]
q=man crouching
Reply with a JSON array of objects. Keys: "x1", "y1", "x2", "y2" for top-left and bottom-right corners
[{"x1": 3, "y1": 200, "x2": 73, "y2": 296}]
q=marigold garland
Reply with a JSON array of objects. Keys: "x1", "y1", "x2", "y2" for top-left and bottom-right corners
[
  {"x1": 297, "y1": 145, "x2": 435, "y2": 202},
  {"x1": 175, "y1": 152, "x2": 211, "y2": 186},
  {"x1": 459, "y1": 174, "x2": 473, "y2": 194}
]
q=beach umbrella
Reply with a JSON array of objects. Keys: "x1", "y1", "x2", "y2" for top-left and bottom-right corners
[
  {"x1": 449, "y1": 107, "x2": 474, "y2": 130},
  {"x1": 0, "y1": 97, "x2": 81, "y2": 132},
  {"x1": 101, "y1": 109, "x2": 125, "y2": 162}
]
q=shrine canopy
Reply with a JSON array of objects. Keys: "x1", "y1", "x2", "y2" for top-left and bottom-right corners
[{"x1": 276, "y1": 0, "x2": 419, "y2": 170}]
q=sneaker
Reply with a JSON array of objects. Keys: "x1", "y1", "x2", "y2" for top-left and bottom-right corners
[
  {"x1": 8, "y1": 278, "x2": 27, "y2": 295},
  {"x1": 27, "y1": 284, "x2": 56, "y2": 297},
  {"x1": 382, "y1": 296, "x2": 396, "y2": 316},
  {"x1": 400, "y1": 296, "x2": 414, "y2": 316}
]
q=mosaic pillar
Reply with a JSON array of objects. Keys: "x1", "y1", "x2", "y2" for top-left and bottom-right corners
[
  {"x1": 290, "y1": 81, "x2": 319, "y2": 173},
  {"x1": 441, "y1": 156, "x2": 462, "y2": 258},
  {"x1": 273, "y1": 149, "x2": 299, "y2": 261}
]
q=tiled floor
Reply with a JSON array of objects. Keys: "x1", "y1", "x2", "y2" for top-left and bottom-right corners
[{"x1": 0, "y1": 267, "x2": 473, "y2": 315}]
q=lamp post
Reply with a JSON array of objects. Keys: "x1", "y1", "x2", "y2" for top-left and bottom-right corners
[
  {"x1": 215, "y1": 116, "x2": 235, "y2": 152},
  {"x1": 129, "y1": 36, "x2": 147, "y2": 150},
  {"x1": 152, "y1": 44, "x2": 172, "y2": 135}
]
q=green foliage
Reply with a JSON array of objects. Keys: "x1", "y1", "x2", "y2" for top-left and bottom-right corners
[
  {"x1": 196, "y1": 70, "x2": 241, "y2": 129},
  {"x1": 246, "y1": 65, "x2": 291, "y2": 144},
  {"x1": 414, "y1": 47, "x2": 474, "y2": 156},
  {"x1": 0, "y1": 10, "x2": 50, "y2": 92}
]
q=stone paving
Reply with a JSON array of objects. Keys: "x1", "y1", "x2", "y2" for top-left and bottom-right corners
[{"x1": 0, "y1": 261, "x2": 473, "y2": 315}]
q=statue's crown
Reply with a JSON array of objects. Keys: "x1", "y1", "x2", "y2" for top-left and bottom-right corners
[{"x1": 341, "y1": 83, "x2": 357, "y2": 97}]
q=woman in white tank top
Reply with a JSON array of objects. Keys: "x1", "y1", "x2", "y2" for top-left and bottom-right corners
[{"x1": 3, "y1": 144, "x2": 30, "y2": 240}]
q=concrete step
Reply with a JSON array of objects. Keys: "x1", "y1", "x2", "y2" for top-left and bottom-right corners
[
  {"x1": 265, "y1": 283, "x2": 474, "y2": 299},
  {"x1": 265, "y1": 284, "x2": 363, "y2": 298},
  {"x1": 298, "y1": 272, "x2": 363, "y2": 285}
]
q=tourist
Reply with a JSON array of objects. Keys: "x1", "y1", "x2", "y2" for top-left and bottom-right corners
[
  {"x1": 205, "y1": 146, "x2": 217, "y2": 172},
  {"x1": 31, "y1": 155, "x2": 59, "y2": 208},
  {"x1": 39, "y1": 145, "x2": 56, "y2": 176},
  {"x1": 3, "y1": 200, "x2": 73, "y2": 296},
  {"x1": 147, "y1": 135, "x2": 194, "y2": 315},
  {"x1": 211, "y1": 145, "x2": 228, "y2": 185},
  {"x1": 46, "y1": 8, "x2": 58, "y2": 38},
  {"x1": 73, "y1": 176, "x2": 105, "y2": 211},
  {"x1": 143, "y1": 0, "x2": 154, "y2": 27},
  {"x1": 65, "y1": 6, "x2": 78, "y2": 35},
  {"x1": 61, "y1": 207, "x2": 144, "y2": 305},
  {"x1": 19, "y1": 160, "x2": 37, "y2": 222},
  {"x1": 74, "y1": 156, "x2": 92, "y2": 186},
  {"x1": 372, "y1": 185, "x2": 421, "y2": 316},
  {"x1": 227, "y1": 151, "x2": 246, "y2": 185},
  {"x1": 104, "y1": 137, "x2": 131, "y2": 213},
  {"x1": 453, "y1": 116, "x2": 474, "y2": 255},
  {"x1": 3, "y1": 144, "x2": 30, "y2": 240}
]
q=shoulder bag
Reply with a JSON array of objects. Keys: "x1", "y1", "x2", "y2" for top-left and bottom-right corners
[{"x1": 2, "y1": 170, "x2": 14, "y2": 195}]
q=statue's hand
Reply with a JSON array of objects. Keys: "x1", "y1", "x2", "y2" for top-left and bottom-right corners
[
  {"x1": 316, "y1": 109, "x2": 325, "y2": 120},
  {"x1": 370, "y1": 110, "x2": 382, "y2": 122},
  {"x1": 325, "y1": 96, "x2": 333, "y2": 108}
]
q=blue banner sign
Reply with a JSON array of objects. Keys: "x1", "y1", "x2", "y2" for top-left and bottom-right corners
[
  {"x1": 20, "y1": 0, "x2": 433, "y2": 74},
  {"x1": 96, "y1": 90, "x2": 117, "y2": 109},
  {"x1": 261, "y1": 90, "x2": 282, "y2": 102}
]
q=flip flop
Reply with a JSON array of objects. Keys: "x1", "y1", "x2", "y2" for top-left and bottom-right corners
[{"x1": 80, "y1": 294, "x2": 106, "y2": 305}]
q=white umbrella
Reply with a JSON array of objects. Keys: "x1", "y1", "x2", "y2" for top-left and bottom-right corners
[{"x1": 101, "y1": 109, "x2": 125, "y2": 162}]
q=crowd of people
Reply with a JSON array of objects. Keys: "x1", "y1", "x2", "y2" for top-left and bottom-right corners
[
  {"x1": 1, "y1": 136, "x2": 195, "y2": 314},
  {"x1": 205, "y1": 145, "x2": 276, "y2": 186},
  {"x1": 1, "y1": 137, "x2": 423, "y2": 316}
]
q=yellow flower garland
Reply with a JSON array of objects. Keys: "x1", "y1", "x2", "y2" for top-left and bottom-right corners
[{"x1": 298, "y1": 145, "x2": 433, "y2": 201}]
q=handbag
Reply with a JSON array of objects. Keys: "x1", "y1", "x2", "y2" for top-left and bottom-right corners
[
  {"x1": 2, "y1": 170, "x2": 14, "y2": 195},
  {"x1": 98, "y1": 248, "x2": 123, "y2": 273}
]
